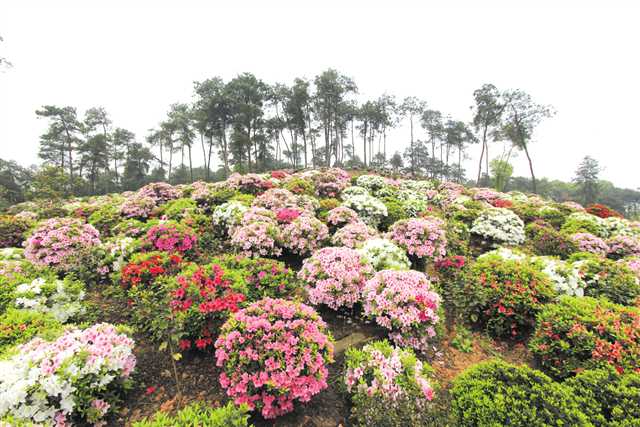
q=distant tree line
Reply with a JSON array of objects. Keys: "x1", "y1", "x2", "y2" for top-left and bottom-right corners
[{"x1": 1, "y1": 68, "x2": 638, "y2": 217}]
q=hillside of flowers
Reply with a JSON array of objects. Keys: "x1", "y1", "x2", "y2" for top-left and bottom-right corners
[{"x1": 1, "y1": 169, "x2": 639, "y2": 426}]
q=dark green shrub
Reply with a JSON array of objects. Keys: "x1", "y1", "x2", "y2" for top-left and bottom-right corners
[
  {"x1": 561, "y1": 213, "x2": 606, "y2": 237},
  {"x1": 445, "y1": 219, "x2": 470, "y2": 257},
  {"x1": 379, "y1": 197, "x2": 408, "y2": 231},
  {"x1": 157, "y1": 198, "x2": 198, "y2": 220},
  {"x1": 88, "y1": 204, "x2": 121, "y2": 238},
  {"x1": 450, "y1": 359, "x2": 590, "y2": 427},
  {"x1": 462, "y1": 255, "x2": 557, "y2": 339},
  {"x1": 565, "y1": 366, "x2": 640, "y2": 427},
  {"x1": 450, "y1": 200, "x2": 484, "y2": 225},
  {"x1": 575, "y1": 258, "x2": 640, "y2": 306},
  {"x1": 131, "y1": 402, "x2": 252, "y2": 427},
  {"x1": 530, "y1": 296, "x2": 640, "y2": 379}
]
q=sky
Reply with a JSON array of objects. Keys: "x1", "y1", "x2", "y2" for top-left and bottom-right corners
[{"x1": 0, "y1": 0, "x2": 639, "y2": 188}]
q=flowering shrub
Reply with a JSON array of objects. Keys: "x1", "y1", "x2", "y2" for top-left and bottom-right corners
[
  {"x1": 470, "y1": 207, "x2": 525, "y2": 246},
  {"x1": 215, "y1": 298, "x2": 334, "y2": 419},
  {"x1": 356, "y1": 174, "x2": 387, "y2": 193},
  {"x1": 0, "y1": 323, "x2": 136, "y2": 427},
  {"x1": 280, "y1": 215, "x2": 328, "y2": 256},
  {"x1": 607, "y1": 234, "x2": 640, "y2": 259},
  {"x1": 112, "y1": 218, "x2": 146, "y2": 238},
  {"x1": 212, "y1": 201, "x2": 248, "y2": 235},
  {"x1": 0, "y1": 215, "x2": 32, "y2": 248},
  {"x1": 572, "y1": 257, "x2": 640, "y2": 306},
  {"x1": 253, "y1": 188, "x2": 297, "y2": 211},
  {"x1": 275, "y1": 207, "x2": 302, "y2": 224},
  {"x1": 14, "y1": 276, "x2": 86, "y2": 323},
  {"x1": 313, "y1": 169, "x2": 350, "y2": 198},
  {"x1": 119, "y1": 251, "x2": 184, "y2": 290},
  {"x1": 299, "y1": 247, "x2": 373, "y2": 310},
  {"x1": 586, "y1": 203, "x2": 623, "y2": 219},
  {"x1": 341, "y1": 186, "x2": 370, "y2": 199},
  {"x1": 141, "y1": 221, "x2": 197, "y2": 256},
  {"x1": 331, "y1": 221, "x2": 378, "y2": 248},
  {"x1": 561, "y1": 212, "x2": 607, "y2": 237},
  {"x1": 326, "y1": 206, "x2": 360, "y2": 228},
  {"x1": 24, "y1": 218, "x2": 101, "y2": 272},
  {"x1": 240, "y1": 206, "x2": 277, "y2": 226},
  {"x1": 137, "y1": 182, "x2": 181, "y2": 205},
  {"x1": 228, "y1": 173, "x2": 274, "y2": 195},
  {"x1": 530, "y1": 296, "x2": 640, "y2": 378},
  {"x1": 389, "y1": 217, "x2": 447, "y2": 260},
  {"x1": 120, "y1": 195, "x2": 156, "y2": 219},
  {"x1": 569, "y1": 232, "x2": 609, "y2": 257},
  {"x1": 88, "y1": 204, "x2": 122, "y2": 238},
  {"x1": 157, "y1": 198, "x2": 198, "y2": 221},
  {"x1": 357, "y1": 238, "x2": 410, "y2": 271},
  {"x1": 164, "y1": 263, "x2": 246, "y2": 351},
  {"x1": 450, "y1": 359, "x2": 589, "y2": 426},
  {"x1": 0, "y1": 309, "x2": 64, "y2": 354},
  {"x1": 231, "y1": 221, "x2": 282, "y2": 257},
  {"x1": 294, "y1": 194, "x2": 320, "y2": 213},
  {"x1": 362, "y1": 270, "x2": 442, "y2": 352},
  {"x1": 344, "y1": 340, "x2": 437, "y2": 426},
  {"x1": 472, "y1": 188, "x2": 506, "y2": 204},
  {"x1": 462, "y1": 254, "x2": 556, "y2": 338},
  {"x1": 526, "y1": 220, "x2": 577, "y2": 258},
  {"x1": 397, "y1": 189, "x2": 433, "y2": 216},
  {"x1": 209, "y1": 255, "x2": 297, "y2": 302},
  {"x1": 283, "y1": 176, "x2": 315, "y2": 196},
  {"x1": 132, "y1": 402, "x2": 251, "y2": 427},
  {"x1": 342, "y1": 194, "x2": 387, "y2": 228},
  {"x1": 532, "y1": 257, "x2": 585, "y2": 297}
]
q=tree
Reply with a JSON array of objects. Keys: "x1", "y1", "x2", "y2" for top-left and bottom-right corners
[
  {"x1": 490, "y1": 159, "x2": 514, "y2": 192},
  {"x1": 36, "y1": 106, "x2": 82, "y2": 178},
  {"x1": 111, "y1": 128, "x2": 135, "y2": 186},
  {"x1": 500, "y1": 89, "x2": 554, "y2": 193},
  {"x1": 420, "y1": 109, "x2": 443, "y2": 178},
  {"x1": 401, "y1": 97, "x2": 427, "y2": 176},
  {"x1": 573, "y1": 156, "x2": 601, "y2": 206},
  {"x1": 471, "y1": 84, "x2": 504, "y2": 185},
  {"x1": 122, "y1": 142, "x2": 154, "y2": 190},
  {"x1": 27, "y1": 166, "x2": 78, "y2": 200},
  {"x1": 389, "y1": 152, "x2": 403, "y2": 174}
]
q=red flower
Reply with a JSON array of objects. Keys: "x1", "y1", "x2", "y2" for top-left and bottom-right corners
[
  {"x1": 145, "y1": 386, "x2": 157, "y2": 395},
  {"x1": 179, "y1": 339, "x2": 191, "y2": 350}
]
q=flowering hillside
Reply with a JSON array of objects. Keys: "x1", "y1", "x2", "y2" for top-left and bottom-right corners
[{"x1": 0, "y1": 169, "x2": 639, "y2": 426}]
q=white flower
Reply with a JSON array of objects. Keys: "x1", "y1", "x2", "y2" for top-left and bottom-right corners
[{"x1": 471, "y1": 207, "x2": 525, "y2": 246}]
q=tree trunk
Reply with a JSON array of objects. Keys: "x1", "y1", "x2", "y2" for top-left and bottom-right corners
[
  {"x1": 523, "y1": 144, "x2": 537, "y2": 193},
  {"x1": 188, "y1": 144, "x2": 193, "y2": 182},
  {"x1": 476, "y1": 126, "x2": 487, "y2": 185}
]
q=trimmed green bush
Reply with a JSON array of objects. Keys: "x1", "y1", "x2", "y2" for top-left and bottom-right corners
[
  {"x1": 131, "y1": 402, "x2": 252, "y2": 427},
  {"x1": 450, "y1": 359, "x2": 590, "y2": 427},
  {"x1": 0, "y1": 309, "x2": 64, "y2": 354}
]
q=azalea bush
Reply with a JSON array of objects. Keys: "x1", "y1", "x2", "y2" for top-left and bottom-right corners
[
  {"x1": 0, "y1": 215, "x2": 32, "y2": 248},
  {"x1": 0, "y1": 309, "x2": 64, "y2": 354},
  {"x1": 137, "y1": 182, "x2": 181, "y2": 205},
  {"x1": 0, "y1": 323, "x2": 136, "y2": 427},
  {"x1": 119, "y1": 251, "x2": 184, "y2": 291},
  {"x1": 342, "y1": 194, "x2": 388, "y2": 228},
  {"x1": 215, "y1": 298, "x2": 334, "y2": 419},
  {"x1": 120, "y1": 194, "x2": 156, "y2": 219},
  {"x1": 532, "y1": 256, "x2": 585, "y2": 297},
  {"x1": 450, "y1": 359, "x2": 589, "y2": 426},
  {"x1": 141, "y1": 221, "x2": 197, "y2": 256},
  {"x1": 212, "y1": 201, "x2": 248, "y2": 235},
  {"x1": 607, "y1": 234, "x2": 640, "y2": 259},
  {"x1": 299, "y1": 247, "x2": 373, "y2": 310},
  {"x1": 230, "y1": 220, "x2": 282, "y2": 257},
  {"x1": 357, "y1": 238, "x2": 410, "y2": 271},
  {"x1": 573, "y1": 257, "x2": 640, "y2": 306},
  {"x1": 569, "y1": 232, "x2": 609, "y2": 257},
  {"x1": 362, "y1": 270, "x2": 442, "y2": 352},
  {"x1": 280, "y1": 214, "x2": 329, "y2": 256},
  {"x1": 530, "y1": 296, "x2": 640, "y2": 379},
  {"x1": 470, "y1": 207, "x2": 525, "y2": 246},
  {"x1": 462, "y1": 254, "x2": 556, "y2": 339},
  {"x1": 561, "y1": 212, "x2": 607, "y2": 237},
  {"x1": 344, "y1": 340, "x2": 437, "y2": 426},
  {"x1": 326, "y1": 206, "x2": 360, "y2": 229},
  {"x1": 132, "y1": 402, "x2": 252, "y2": 427},
  {"x1": 23, "y1": 217, "x2": 101, "y2": 273},
  {"x1": 586, "y1": 203, "x2": 623, "y2": 219},
  {"x1": 252, "y1": 188, "x2": 298, "y2": 211},
  {"x1": 526, "y1": 220, "x2": 577, "y2": 258},
  {"x1": 331, "y1": 221, "x2": 378, "y2": 248},
  {"x1": 356, "y1": 174, "x2": 387, "y2": 193},
  {"x1": 389, "y1": 217, "x2": 447, "y2": 261},
  {"x1": 13, "y1": 276, "x2": 86, "y2": 323}
]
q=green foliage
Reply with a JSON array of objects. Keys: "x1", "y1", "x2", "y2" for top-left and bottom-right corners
[
  {"x1": 229, "y1": 193, "x2": 255, "y2": 206},
  {"x1": 88, "y1": 203, "x2": 121, "y2": 238},
  {"x1": 450, "y1": 200, "x2": 484, "y2": 225},
  {"x1": 283, "y1": 176, "x2": 315, "y2": 196},
  {"x1": 450, "y1": 359, "x2": 590, "y2": 427},
  {"x1": 451, "y1": 325, "x2": 474, "y2": 353},
  {"x1": 380, "y1": 197, "x2": 408, "y2": 231},
  {"x1": 530, "y1": 296, "x2": 640, "y2": 379},
  {"x1": 462, "y1": 255, "x2": 557, "y2": 338},
  {"x1": 445, "y1": 219, "x2": 470, "y2": 257},
  {"x1": 131, "y1": 402, "x2": 252, "y2": 427},
  {"x1": 0, "y1": 215, "x2": 32, "y2": 248},
  {"x1": 565, "y1": 366, "x2": 640, "y2": 427},
  {"x1": 0, "y1": 309, "x2": 64, "y2": 354},
  {"x1": 526, "y1": 220, "x2": 577, "y2": 258},
  {"x1": 490, "y1": 159, "x2": 513, "y2": 192},
  {"x1": 577, "y1": 258, "x2": 640, "y2": 306},
  {"x1": 561, "y1": 214, "x2": 606, "y2": 237},
  {"x1": 158, "y1": 198, "x2": 198, "y2": 220}
]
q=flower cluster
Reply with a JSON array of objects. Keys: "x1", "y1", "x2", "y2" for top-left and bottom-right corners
[
  {"x1": 342, "y1": 194, "x2": 387, "y2": 228},
  {"x1": 388, "y1": 217, "x2": 447, "y2": 260},
  {"x1": 331, "y1": 221, "x2": 378, "y2": 248},
  {"x1": 586, "y1": 203, "x2": 623, "y2": 219},
  {"x1": 569, "y1": 232, "x2": 609, "y2": 257},
  {"x1": 0, "y1": 323, "x2": 136, "y2": 427},
  {"x1": 14, "y1": 276, "x2": 86, "y2": 323},
  {"x1": 137, "y1": 182, "x2": 181, "y2": 205},
  {"x1": 253, "y1": 188, "x2": 298, "y2": 211},
  {"x1": 607, "y1": 234, "x2": 640, "y2": 259},
  {"x1": 344, "y1": 340, "x2": 435, "y2": 406},
  {"x1": 215, "y1": 298, "x2": 334, "y2": 419},
  {"x1": 227, "y1": 173, "x2": 274, "y2": 195},
  {"x1": 299, "y1": 247, "x2": 373, "y2": 310},
  {"x1": 0, "y1": 215, "x2": 32, "y2": 248},
  {"x1": 326, "y1": 206, "x2": 360, "y2": 228},
  {"x1": 141, "y1": 221, "x2": 197, "y2": 255},
  {"x1": 362, "y1": 270, "x2": 442, "y2": 352},
  {"x1": 356, "y1": 174, "x2": 387, "y2": 193},
  {"x1": 357, "y1": 238, "x2": 410, "y2": 271},
  {"x1": 280, "y1": 215, "x2": 328, "y2": 256},
  {"x1": 23, "y1": 218, "x2": 101, "y2": 272},
  {"x1": 313, "y1": 169, "x2": 350, "y2": 198},
  {"x1": 533, "y1": 257, "x2": 585, "y2": 297},
  {"x1": 275, "y1": 207, "x2": 302, "y2": 224},
  {"x1": 169, "y1": 263, "x2": 246, "y2": 350},
  {"x1": 119, "y1": 252, "x2": 184, "y2": 290},
  {"x1": 119, "y1": 195, "x2": 156, "y2": 219},
  {"x1": 212, "y1": 201, "x2": 248, "y2": 235},
  {"x1": 231, "y1": 221, "x2": 282, "y2": 257},
  {"x1": 470, "y1": 207, "x2": 525, "y2": 246}
]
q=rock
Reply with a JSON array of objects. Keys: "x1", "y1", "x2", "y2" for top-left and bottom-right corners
[{"x1": 333, "y1": 331, "x2": 370, "y2": 354}]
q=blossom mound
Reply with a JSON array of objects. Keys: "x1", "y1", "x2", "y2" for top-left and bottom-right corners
[
  {"x1": 389, "y1": 217, "x2": 447, "y2": 260},
  {"x1": 0, "y1": 323, "x2": 136, "y2": 426},
  {"x1": 362, "y1": 270, "x2": 442, "y2": 352},
  {"x1": 23, "y1": 217, "x2": 101, "y2": 272},
  {"x1": 215, "y1": 298, "x2": 334, "y2": 419},
  {"x1": 298, "y1": 247, "x2": 374, "y2": 310},
  {"x1": 141, "y1": 221, "x2": 197, "y2": 255},
  {"x1": 470, "y1": 207, "x2": 525, "y2": 246}
]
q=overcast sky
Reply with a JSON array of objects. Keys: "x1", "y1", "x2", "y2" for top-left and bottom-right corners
[{"x1": 1, "y1": 0, "x2": 638, "y2": 188}]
